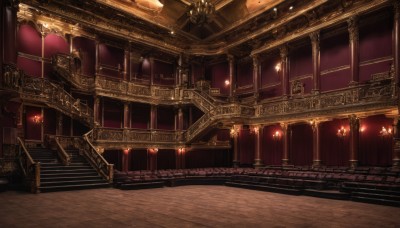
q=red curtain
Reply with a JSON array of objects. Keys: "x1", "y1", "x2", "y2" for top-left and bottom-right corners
[{"x1": 239, "y1": 129, "x2": 255, "y2": 166}]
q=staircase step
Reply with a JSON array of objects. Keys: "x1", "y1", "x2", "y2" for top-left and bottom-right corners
[
  {"x1": 41, "y1": 168, "x2": 96, "y2": 174},
  {"x1": 41, "y1": 175, "x2": 102, "y2": 182},
  {"x1": 352, "y1": 196, "x2": 400, "y2": 207},
  {"x1": 41, "y1": 172, "x2": 99, "y2": 178},
  {"x1": 39, "y1": 182, "x2": 110, "y2": 193},
  {"x1": 41, "y1": 179, "x2": 107, "y2": 187}
]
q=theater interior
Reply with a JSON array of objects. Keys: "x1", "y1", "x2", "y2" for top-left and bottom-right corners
[{"x1": 0, "y1": 0, "x2": 400, "y2": 226}]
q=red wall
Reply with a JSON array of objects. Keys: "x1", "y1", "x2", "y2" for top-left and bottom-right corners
[
  {"x1": 44, "y1": 34, "x2": 69, "y2": 58},
  {"x1": 98, "y1": 44, "x2": 124, "y2": 79},
  {"x1": 131, "y1": 149, "x2": 148, "y2": 171},
  {"x1": 239, "y1": 129, "x2": 255, "y2": 166},
  {"x1": 157, "y1": 149, "x2": 176, "y2": 170},
  {"x1": 289, "y1": 44, "x2": 313, "y2": 94},
  {"x1": 17, "y1": 23, "x2": 42, "y2": 56},
  {"x1": 320, "y1": 119, "x2": 350, "y2": 167},
  {"x1": 185, "y1": 149, "x2": 231, "y2": 168},
  {"x1": 131, "y1": 103, "x2": 150, "y2": 129},
  {"x1": 260, "y1": 53, "x2": 282, "y2": 99},
  {"x1": 290, "y1": 123, "x2": 313, "y2": 166},
  {"x1": 209, "y1": 61, "x2": 229, "y2": 95},
  {"x1": 73, "y1": 36, "x2": 96, "y2": 77},
  {"x1": 153, "y1": 60, "x2": 175, "y2": 86},
  {"x1": 103, "y1": 99, "x2": 122, "y2": 128},
  {"x1": 25, "y1": 106, "x2": 42, "y2": 140},
  {"x1": 262, "y1": 124, "x2": 283, "y2": 166},
  {"x1": 236, "y1": 59, "x2": 253, "y2": 90},
  {"x1": 157, "y1": 106, "x2": 175, "y2": 130}
]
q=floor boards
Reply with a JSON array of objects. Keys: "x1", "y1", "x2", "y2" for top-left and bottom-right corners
[{"x1": 0, "y1": 186, "x2": 399, "y2": 227}]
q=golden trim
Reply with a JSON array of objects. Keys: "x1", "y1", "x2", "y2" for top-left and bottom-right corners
[
  {"x1": 359, "y1": 56, "x2": 393, "y2": 67},
  {"x1": 321, "y1": 65, "x2": 350, "y2": 76}
]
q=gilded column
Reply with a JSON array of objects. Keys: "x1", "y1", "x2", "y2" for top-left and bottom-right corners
[
  {"x1": 349, "y1": 115, "x2": 359, "y2": 169},
  {"x1": 123, "y1": 102, "x2": 130, "y2": 128},
  {"x1": 348, "y1": 16, "x2": 359, "y2": 85},
  {"x1": 252, "y1": 54, "x2": 259, "y2": 101},
  {"x1": 122, "y1": 149, "x2": 130, "y2": 172},
  {"x1": 95, "y1": 40, "x2": 100, "y2": 75},
  {"x1": 94, "y1": 96, "x2": 100, "y2": 126},
  {"x1": 4, "y1": 0, "x2": 17, "y2": 63},
  {"x1": 253, "y1": 125, "x2": 264, "y2": 168},
  {"x1": 311, "y1": 120, "x2": 321, "y2": 167},
  {"x1": 150, "y1": 57, "x2": 154, "y2": 86},
  {"x1": 310, "y1": 31, "x2": 321, "y2": 93},
  {"x1": 124, "y1": 49, "x2": 130, "y2": 81},
  {"x1": 281, "y1": 123, "x2": 289, "y2": 165},
  {"x1": 394, "y1": 1, "x2": 399, "y2": 86},
  {"x1": 228, "y1": 54, "x2": 235, "y2": 101},
  {"x1": 232, "y1": 125, "x2": 240, "y2": 167},
  {"x1": 150, "y1": 105, "x2": 157, "y2": 130},
  {"x1": 280, "y1": 46, "x2": 289, "y2": 97},
  {"x1": 393, "y1": 117, "x2": 400, "y2": 167}
]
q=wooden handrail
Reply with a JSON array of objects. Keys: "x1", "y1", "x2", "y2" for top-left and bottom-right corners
[
  {"x1": 82, "y1": 130, "x2": 113, "y2": 183},
  {"x1": 54, "y1": 137, "x2": 71, "y2": 165},
  {"x1": 17, "y1": 137, "x2": 40, "y2": 193}
]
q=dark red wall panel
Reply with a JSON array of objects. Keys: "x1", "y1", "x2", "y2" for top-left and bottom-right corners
[
  {"x1": 289, "y1": 44, "x2": 312, "y2": 78},
  {"x1": 17, "y1": 24, "x2": 42, "y2": 57},
  {"x1": 43, "y1": 108, "x2": 56, "y2": 135},
  {"x1": 262, "y1": 124, "x2": 283, "y2": 166},
  {"x1": 320, "y1": 68, "x2": 350, "y2": 92},
  {"x1": 157, "y1": 106, "x2": 175, "y2": 130},
  {"x1": 290, "y1": 124, "x2": 313, "y2": 166},
  {"x1": 17, "y1": 56, "x2": 41, "y2": 77},
  {"x1": 239, "y1": 129, "x2": 255, "y2": 165},
  {"x1": 72, "y1": 36, "x2": 96, "y2": 77},
  {"x1": 131, "y1": 103, "x2": 150, "y2": 129},
  {"x1": 320, "y1": 31, "x2": 349, "y2": 71},
  {"x1": 359, "y1": 60, "x2": 393, "y2": 82},
  {"x1": 237, "y1": 59, "x2": 253, "y2": 87},
  {"x1": 25, "y1": 106, "x2": 41, "y2": 140},
  {"x1": 44, "y1": 34, "x2": 69, "y2": 58},
  {"x1": 261, "y1": 54, "x2": 280, "y2": 86},
  {"x1": 157, "y1": 149, "x2": 176, "y2": 170},
  {"x1": 103, "y1": 100, "x2": 122, "y2": 128},
  {"x1": 98, "y1": 44, "x2": 124, "y2": 67},
  {"x1": 185, "y1": 149, "x2": 231, "y2": 168},
  {"x1": 131, "y1": 149, "x2": 148, "y2": 171},
  {"x1": 210, "y1": 62, "x2": 229, "y2": 95},
  {"x1": 320, "y1": 119, "x2": 350, "y2": 167}
]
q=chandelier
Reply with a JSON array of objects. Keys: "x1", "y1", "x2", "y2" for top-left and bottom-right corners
[{"x1": 188, "y1": 0, "x2": 215, "y2": 25}]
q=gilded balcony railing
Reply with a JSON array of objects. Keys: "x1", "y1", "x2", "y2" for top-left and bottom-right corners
[
  {"x1": 92, "y1": 128, "x2": 177, "y2": 144},
  {"x1": 52, "y1": 53, "x2": 94, "y2": 90},
  {"x1": 17, "y1": 137, "x2": 40, "y2": 193},
  {"x1": 82, "y1": 130, "x2": 113, "y2": 183},
  {"x1": 2, "y1": 64, "x2": 94, "y2": 127}
]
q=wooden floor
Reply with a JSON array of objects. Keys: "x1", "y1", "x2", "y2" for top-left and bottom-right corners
[{"x1": 0, "y1": 186, "x2": 399, "y2": 227}]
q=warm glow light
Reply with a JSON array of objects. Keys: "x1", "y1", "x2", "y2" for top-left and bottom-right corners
[
  {"x1": 32, "y1": 115, "x2": 43, "y2": 124},
  {"x1": 360, "y1": 126, "x2": 366, "y2": 133},
  {"x1": 178, "y1": 148, "x2": 185, "y2": 154},
  {"x1": 225, "y1": 79, "x2": 230, "y2": 86},
  {"x1": 337, "y1": 126, "x2": 347, "y2": 138},
  {"x1": 380, "y1": 126, "x2": 392, "y2": 137},
  {"x1": 273, "y1": 131, "x2": 281, "y2": 140},
  {"x1": 273, "y1": 7, "x2": 277, "y2": 12},
  {"x1": 275, "y1": 63, "x2": 281, "y2": 72},
  {"x1": 289, "y1": 6, "x2": 294, "y2": 10}
]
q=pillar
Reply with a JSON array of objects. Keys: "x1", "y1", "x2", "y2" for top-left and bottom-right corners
[
  {"x1": 0, "y1": 0, "x2": 4, "y2": 88},
  {"x1": 280, "y1": 46, "x2": 289, "y2": 97},
  {"x1": 228, "y1": 54, "x2": 235, "y2": 101},
  {"x1": 122, "y1": 149, "x2": 130, "y2": 172},
  {"x1": 252, "y1": 54, "x2": 259, "y2": 101},
  {"x1": 281, "y1": 123, "x2": 289, "y2": 165},
  {"x1": 4, "y1": 0, "x2": 17, "y2": 64},
  {"x1": 123, "y1": 102, "x2": 130, "y2": 128},
  {"x1": 310, "y1": 31, "x2": 320, "y2": 93},
  {"x1": 394, "y1": 1, "x2": 399, "y2": 86},
  {"x1": 150, "y1": 105, "x2": 157, "y2": 130},
  {"x1": 94, "y1": 96, "x2": 100, "y2": 126},
  {"x1": 124, "y1": 49, "x2": 130, "y2": 81},
  {"x1": 95, "y1": 41, "x2": 100, "y2": 75},
  {"x1": 393, "y1": 117, "x2": 400, "y2": 167},
  {"x1": 253, "y1": 125, "x2": 263, "y2": 168},
  {"x1": 349, "y1": 115, "x2": 359, "y2": 169},
  {"x1": 311, "y1": 121, "x2": 321, "y2": 167},
  {"x1": 147, "y1": 148, "x2": 158, "y2": 171},
  {"x1": 150, "y1": 57, "x2": 154, "y2": 85},
  {"x1": 231, "y1": 125, "x2": 240, "y2": 167},
  {"x1": 56, "y1": 111, "x2": 62, "y2": 136},
  {"x1": 348, "y1": 16, "x2": 359, "y2": 85}
]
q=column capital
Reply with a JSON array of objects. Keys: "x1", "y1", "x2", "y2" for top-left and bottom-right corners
[
  {"x1": 280, "y1": 45, "x2": 289, "y2": 60},
  {"x1": 395, "y1": 0, "x2": 400, "y2": 19},
  {"x1": 251, "y1": 54, "x2": 259, "y2": 67},
  {"x1": 347, "y1": 16, "x2": 359, "y2": 42},
  {"x1": 349, "y1": 114, "x2": 360, "y2": 130},
  {"x1": 280, "y1": 122, "x2": 289, "y2": 131},
  {"x1": 227, "y1": 54, "x2": 235, "y2": 62}
]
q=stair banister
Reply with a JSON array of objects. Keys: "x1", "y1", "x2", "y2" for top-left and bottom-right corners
[
  {"x1": 82, "y1": 130, "x2": 113, "y2": 183},
  {"x1": 17, "y1": 137, "x2": 40, "y2": 193},
  {"x1": 54, "y1": 136, "x2": 72, "y2": 165}
]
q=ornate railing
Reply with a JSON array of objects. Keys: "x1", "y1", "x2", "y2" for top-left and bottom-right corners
[
  {"x1": 93, "y1": 128, "x2": 177, "y2": 143},
  {"x1": 2, "y1": 64, "x2": 94, "y2": 127},
  {"x1": 82, "y1": 130, "x2": 113, "y2": 183},
  {"x1": 44, "y1": 135, "x2": 71, "y2": 165},
  {"x1": 52, "y1": 54, "x2": 95, "y2": 90},
  {"x1": 256, "y1": 77, "x2": 396, "y2": 120},
  {"x1": 17, "y1": 137, "x2": 40, "y2": 193}
]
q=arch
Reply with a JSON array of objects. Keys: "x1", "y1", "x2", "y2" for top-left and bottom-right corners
[{"x1": 17, "y1": 21, "x2": 42, "y2": 56}]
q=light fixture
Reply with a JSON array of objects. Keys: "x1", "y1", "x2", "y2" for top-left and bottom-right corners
[
  {"x1": 224, "y1": 79, "x2": 230, "y2": 86},
  {"x1": 170, "y1": 30, "x2": 175, "y2": 35},
  {"x1": 380, "y1": 126, "x2": 392, "y2": 137},
  {"x1": 273, "y1": 7, "x2": 277, "y2": 12},
  {"x1": 275, "y1": 63, "x2": 281, "y2": 73},
  {"x1": 230, "y1": 125, "x2": 240, "y2": 137},
  {"x1": 178, "y1": 148, "x2": 185, "y2": 154},
  {"x1": 337, "y1": 126, "x2": 347, "y2": 138},
  {"x1": 272, "y1": 131, "x2": 281, "y2": 140},
  {"x1": 149, "y1": 148, "x2": 158, "y2": 153},
  {"x1": 289, "y1": 6, "x2": 293, "y2": 10},
  {"x1": 33, "y1": 115, "x2": 43, "y2": 124},
  {"x1": 360, "y1": 126, "x2": 366, "y2": 133},
  {"x1": 188, "y1": 0, "x2": 215, "y2": 25},
  {"x1": 250, "y1": 126, "x2": 260, "y2": 134}
]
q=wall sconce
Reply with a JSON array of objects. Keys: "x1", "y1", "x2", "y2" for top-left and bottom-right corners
[
  {"x1": 380, "y1": 126, "x2": 392, "y2": 137},
  {"x1": 360, "y1": 126, "x2": 366, "y2": 133},
  {"x1": 337, "y1": 126, "x2": 347, "y2": 138},
  {"x1": 124, "y1": 148, "x2": 131, "y2": 154},
  {"x1": 250, "y1": 125, "x2": 260, "y2": 134},
  {"x1": 32, "y1": 115, "x2": 43, "y2": 124},
  {"x1": 272, "y1": 131, "x2": 281, "y2": 140},
  {"x1": 224, "y1": 79, "x2": 230, "y2": 86},
  {"x1": 178, "y1": 147, "x2": 185, "y2": 154},
  {"x1": 149, "y1": 148, "x2": 158, "y2": 153},
  {"x1": 230, "y1": 125, "x2": 240, "y2": 137},
  {"x1": 275, "y1": 63, "x2": 281, "y2": 73}
]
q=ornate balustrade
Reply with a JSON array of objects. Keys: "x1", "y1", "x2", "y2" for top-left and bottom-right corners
[
  {"x1": 52, "y1": 54, "x2": 95, "y2": 90},
  {"x1": 44, "y1": 135, "x2": 72, "y2": 165},
  {"x1": 82, "y1": 131, "x2": 113, "y2": 183},
  {"x1": 17, "y1": 137, "x2": 40, "y2": 193},
  {"x1": 255, "y1": 77, "x2": 397, "y2": 122},
  {"x1": 92, "y1": 128, "x2": 177, "y2": 144},
  {"x1": 2, "y1": 64, "x2": 94, "y2": 127}
]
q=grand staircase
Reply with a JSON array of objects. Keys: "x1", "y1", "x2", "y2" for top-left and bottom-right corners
[{"x1": 29, "y1": 147, "x2": 110, "y2": 193}]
